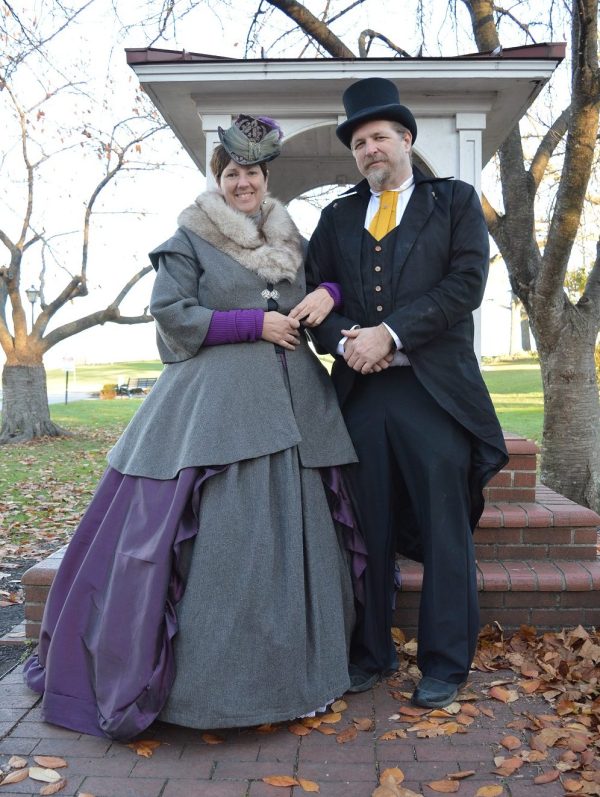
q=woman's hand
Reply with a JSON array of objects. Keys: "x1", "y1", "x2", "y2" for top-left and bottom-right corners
[
  {"x1": 261, "y1": 311, "x2": 301, "y2": 350},
  {"x1": 289, "y1": 288, "x2": 334, "y2": 328}
]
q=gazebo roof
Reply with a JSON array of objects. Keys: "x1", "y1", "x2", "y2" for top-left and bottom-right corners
[{"x1": 126, "y1": 44, "x2": 564, "y2": 197}]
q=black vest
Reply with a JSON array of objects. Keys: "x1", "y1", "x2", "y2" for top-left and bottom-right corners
[{"x1": 359, "y1": 226, "x2": 400, "y2": 327}]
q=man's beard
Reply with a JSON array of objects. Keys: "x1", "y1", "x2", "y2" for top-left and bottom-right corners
[{"x1": 365, "y1": 161, "x2": 391, "y2": 190}]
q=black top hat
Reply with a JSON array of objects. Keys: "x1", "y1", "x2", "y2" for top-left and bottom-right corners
[
  {"x1": 336, "y1": 77, "x2": 417, "y2": 149},
  {"x1": 218, "y1": 114, "x2": 283, "y2": 166}
]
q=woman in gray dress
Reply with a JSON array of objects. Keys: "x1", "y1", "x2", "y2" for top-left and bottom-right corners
[{"x1": 24, "y1": 114, "x2": 364, "y2": 740}]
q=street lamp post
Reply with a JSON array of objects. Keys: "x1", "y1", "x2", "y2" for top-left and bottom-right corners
[{"x1": 25, "y1": 285, "x2": 40, "y2": 328}]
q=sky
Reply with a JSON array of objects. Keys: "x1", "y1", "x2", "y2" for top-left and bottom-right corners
[{"x1": 2, "y1": 0, "x2": 577, "y2": 369}]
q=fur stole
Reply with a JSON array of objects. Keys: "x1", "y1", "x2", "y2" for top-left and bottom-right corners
[{"x1": 177, "y1": 191, "x2": 303, "y2": 284}]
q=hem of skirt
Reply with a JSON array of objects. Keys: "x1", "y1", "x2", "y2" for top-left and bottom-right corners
[
  {"x1": 158, "y1": 679, "x2": 351, "y2": 730},
  {"x1": 39, "y1": 690, "x2": 110, "y2": 739}
]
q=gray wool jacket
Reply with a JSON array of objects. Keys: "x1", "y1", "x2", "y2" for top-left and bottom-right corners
[{"x1": 107, "y1": 191, "x2": 357, "y2": 479}]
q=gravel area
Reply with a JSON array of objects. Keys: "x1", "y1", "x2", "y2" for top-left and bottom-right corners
[{"x1": 0, "y1": 559, "x2": 35, "y2": 678}]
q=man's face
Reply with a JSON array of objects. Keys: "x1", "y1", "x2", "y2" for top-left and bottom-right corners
[{"x1": 350, "y1": 119, "x2": 412, "y2": 190}]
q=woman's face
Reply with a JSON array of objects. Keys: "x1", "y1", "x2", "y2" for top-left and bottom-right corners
[{"x1": 219, "y1": 161, "x2": 268, "y2": 215}]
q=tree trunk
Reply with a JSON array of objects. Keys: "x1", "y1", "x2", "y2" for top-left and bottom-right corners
[
  {"x1": 0, "y1": 363, "x2": 67, "y2": 443},
  {"x1": 537, "y1": 334, "x2": 600, "y2": 512}
]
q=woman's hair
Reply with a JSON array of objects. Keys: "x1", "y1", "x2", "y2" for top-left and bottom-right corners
[{"x1": 210, "y1": 144, "x2": 268, "y2": 183}]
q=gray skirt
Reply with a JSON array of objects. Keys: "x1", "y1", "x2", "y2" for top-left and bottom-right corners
[{"x1": 159, "y1": 446, "x2": 355, "y2": 729}]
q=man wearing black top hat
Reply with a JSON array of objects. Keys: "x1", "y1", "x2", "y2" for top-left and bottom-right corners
[{"x1": 304, "y1": 77, "x2": 508, "y2": 707}]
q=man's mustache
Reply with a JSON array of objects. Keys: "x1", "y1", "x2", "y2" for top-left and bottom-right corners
[{"x1": 364, "y1": 156, "x2": 388, "y2": 167}]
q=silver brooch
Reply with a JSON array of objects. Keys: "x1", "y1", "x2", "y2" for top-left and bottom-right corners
[{"x1": 261, "y1": 288, "x2": 280, "y2": 300}]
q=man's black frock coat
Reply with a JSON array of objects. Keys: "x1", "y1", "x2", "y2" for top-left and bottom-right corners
[{"x1": 306, "y1": 167, "x2": 508, "y2": 547}]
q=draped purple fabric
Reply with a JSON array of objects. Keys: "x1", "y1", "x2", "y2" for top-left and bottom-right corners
[
  {"x1": 23, "y1": 466, "x2": 224, "y2": 739},
  {"x1": 24, "y1": 463, "x2": 364, "y2": 740},
  {"x1": 321, "y1": 465, "x2": 367, "y2": 604}
]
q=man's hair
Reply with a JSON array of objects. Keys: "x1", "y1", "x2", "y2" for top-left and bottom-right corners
[
  {"x1": 350, "y1": 120, "x2": 412, "y2": 150},
  {"x1": 391, "y1": 123, "x2": 412, "y2": 144},
  {"x1": 210, "y1": 144, "x2": 268, "y2": 183}
]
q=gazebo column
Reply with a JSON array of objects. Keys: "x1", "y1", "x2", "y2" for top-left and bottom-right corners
[{"x1": 456, "y1": 111, "x2": 486, "y2": 360}]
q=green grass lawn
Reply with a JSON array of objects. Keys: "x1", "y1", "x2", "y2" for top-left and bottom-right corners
[
  {"x1": 0, "y1": 356, "x2": 544, "y2": 558},
  {"x1": 46, "y1": 360, "x2": 164, "y2": 393},
  {"x1": 481, "y1": 356, "x2": 543, "y2": 443}
]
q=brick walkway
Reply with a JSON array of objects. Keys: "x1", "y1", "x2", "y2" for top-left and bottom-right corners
[{"x1": 0, "y1": 665, "x2": 572, "y2": 797}]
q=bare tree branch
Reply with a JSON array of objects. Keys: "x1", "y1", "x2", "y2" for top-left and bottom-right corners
[
  {"x1": 358, "y1": 29, "x2": 413, "y2": 58},
  {"x1": 538, "y1": 0, "x2": 600, "y2": 302},
  {"x1": 529, "y1": 106, "x2": 570, "y2": 190},
  {"x1": 264, "y1": 0, "x2": 356, "y2": 57},
  {"x1": 41, "y1": 266, "x2": 154, "y2": 350}
]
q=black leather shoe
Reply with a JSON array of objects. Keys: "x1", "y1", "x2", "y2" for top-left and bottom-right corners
[
  {"x1": 411, "y1": 677, "x2": 465, "y2": 709},
  {"x1": 347, "y1": 672, "x2": 379, "y2": 693},
  {"x1": 346, "y1": 666, "x2": 380, "y2": 693}
]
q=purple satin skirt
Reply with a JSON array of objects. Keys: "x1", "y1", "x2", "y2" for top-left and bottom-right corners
[{"x1": 23, "y1": 464, "x2": 365, "y2": 740}]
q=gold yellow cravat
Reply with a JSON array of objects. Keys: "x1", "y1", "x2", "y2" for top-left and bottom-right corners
[{"x1": 368, "y1": 191, "x2": 399, "y2": 241}]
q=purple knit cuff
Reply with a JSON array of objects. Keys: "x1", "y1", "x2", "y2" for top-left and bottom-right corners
[
  {"x1": 319, "y1": 282, "x2": 342, "y2": 309},
  {"x1": 203, "y1": 310, "x2": 265, "y2": 346}
]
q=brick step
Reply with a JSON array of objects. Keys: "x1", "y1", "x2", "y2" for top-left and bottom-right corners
[
  {"x1": 476, "y1": 484, "x2": 599, "y2": 561},
  {"x1": 394, "y1": 558, "x2": 600, "y2": 637}
]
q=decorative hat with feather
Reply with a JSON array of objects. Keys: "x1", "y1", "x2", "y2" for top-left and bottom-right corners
[{"x1": 218, "y1": 114, "x2": 283, "y2": 166}]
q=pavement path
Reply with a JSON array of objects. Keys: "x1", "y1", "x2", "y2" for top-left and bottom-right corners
[{"x1": 0, "y1": 665, "x2": 572, "y2": 797}]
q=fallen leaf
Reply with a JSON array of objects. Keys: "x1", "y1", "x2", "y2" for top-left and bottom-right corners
[
  {"x1": 479, "y1": 706, "x2": 495, "y2": 718},
  {"x1": 288, "y1": 723, "x2": 311, "y2": 736},
  {"x1": 426, "y1": 779, "x2": 459, "y2": 792},
  {"x1": 297, "y1": 778, "x2": 320, "y2": 793},
  {"x1": 447, "y1": 770, "x2": 475, "y2": 780},
  {"x1": 0, "y1": 768, "x2": 29, "y2": 785},
  {"x1": 518, "y1": 749, "x2": 547, "y2": 763},
  {"x1": 488, "y1": 686, "x2": 518, "y2": 703},
  {"x1": 353, "y1": 717, "x2": 375, "y2": 732},
  {"x1": 440, "y1": 722, "x2": 463, "y2": 735},
  {"x1": 379, "y1": 729, "x2": 408, "y2": 740},
  {"x1": 372, "y1": 787, "x2": 400, "y2": 797},
  {"x1": 380, "y1": 767, "x2": 405, "y2": 785},
  {"x1": 331, "y1": 700, "x2": 347, "y2": 712},
  {"x1": 7, "y1": 756, "x2": 28, "y2": 769},
  {"x1": 300, "y1": 717, "x2": 322, "y2": 729},
  {"x1": 500, "y1": 735, "x2": 522, "y2": 750},
  {"x1": 456, "y1": 712, "x2": 474, "y2": 726},
  {"x1": 533, "y1": 770, "x2": 561, "y2": 784},
  {"x1": 475, "y1": 787, "x2": 504, "y2": 797},
  {"x1": 395, "y1": 788, "x2": 423, "y2": 797},
  {"x1": 336, "y1": 726, "x2": 358, "y2": 744},
  {"x1": 519, "y1": 678, "x2": 542, "y2": 694},
  {"x1": 564, "y1": 779, "x2": 583, "y2": 792},
  {"x1": 320, "y1": 712, "x2": 342, "y2": 724},
  {"x1": 126, "y1": 740, "x2": 161, "y2": 757},
  {"x1": 441, "y1": 702, "x2": 461, "y2": 715},
  {"x1": 315, "y1": 725, "x2": 336, "y2": 735},
  {"x1": 40, "y1": 780, "x2": 67, "y2": 795},
  {"x1": 263, "y1": 775, "x2": 299, "y2": 787},
  {"x1": 257, "y1": 723, "x2": 278, "y2": 733},
  {"x1": 493, "y1": 757, "x2": 523, "y2": 776},
  {"x1": 29, "y1": 768, "x2": 62, "y2": 783},
  {"x1": 34, "y1": 756, "x2": 68, "y2": 769},
  {"x1": 398, "y1": 705, "x2": 429, "y2": 717},
  {"x1": 201, "y1": 733, "x2": 225, "y2": 745},
  {"x1": 459, "y1": 703, "x2": 480, "y2": 717}
]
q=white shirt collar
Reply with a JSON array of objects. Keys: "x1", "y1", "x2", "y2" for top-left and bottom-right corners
[{"x1": 370, "y1": 174, "x2": 415, "y2": 197}]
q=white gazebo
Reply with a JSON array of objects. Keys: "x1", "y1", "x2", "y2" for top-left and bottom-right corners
[
  {"x1": 126, "y1": 44, "x2": 564, "y2": 356},
  {"x1": 126, "y1": 44, "x2": 564, "y2": 201}
]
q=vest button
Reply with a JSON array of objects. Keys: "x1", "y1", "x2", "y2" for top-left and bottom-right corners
[
  {"x1": 376, "y1": 305, "x2": 383, "y2": 312},
  {"x1": 374, "y1": 266, "x2": 382, "y2": 272},
  {"x1": 374, "y1": 245, "x2": 382, "y2": 252},
  {"x1": 375, "y1": 285, "x2": 382, "y2": 292}
]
